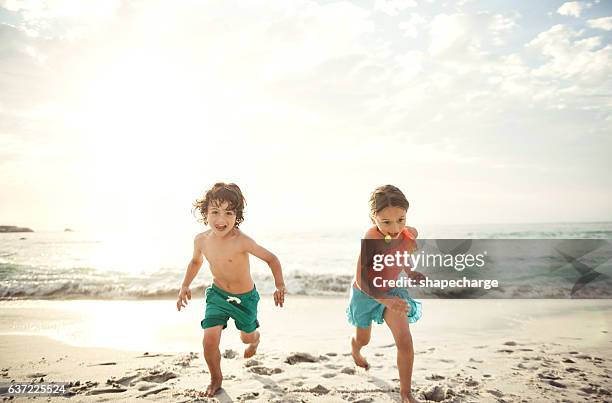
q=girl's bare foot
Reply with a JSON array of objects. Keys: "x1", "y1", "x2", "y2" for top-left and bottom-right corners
[
  {"x1": 351, "y1": 337, "x2": 370, "y2": 370},
  {"x1": 401, "y1": 392, "x2": 420, "y2": 403},
  {"x1": 244, "y1": 332, "x2": 260, "y2": 358},
  {"x1": 204, "y1": 377, "x2": 222, "y2": 397}
]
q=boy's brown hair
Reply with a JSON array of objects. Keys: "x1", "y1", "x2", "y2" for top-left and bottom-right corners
[
  {"x1": 193, "y1": 182, "x2": 246, "y2": 227},
  {"x1": 369, "y1": 184, "x2": 409, "y2": 217}
]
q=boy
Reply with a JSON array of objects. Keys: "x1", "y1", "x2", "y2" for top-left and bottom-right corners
[{"x1": 177, "y1": 182, "x2": 286, "y2": 397}]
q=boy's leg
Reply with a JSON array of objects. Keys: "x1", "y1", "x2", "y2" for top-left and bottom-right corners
[
  {"x1": 202, "y1": 325, "x2": 223, "y2": 397},
  {"x1": 384, "y1": 309, "x2": 419, "y2": 403},
  {"x1": 240, "y1": 330, "x2": 260, "y2": 359},
  {"x1": 351, "y1": 326, "x2": 371, "y2": 369}
]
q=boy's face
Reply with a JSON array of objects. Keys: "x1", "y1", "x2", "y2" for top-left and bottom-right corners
[
  {"x1": 207, "y1": 200, "x2": 237, "y2": 236},
  {"x1": 372, "y1": 206, "x2": 406, "y2": 239}
]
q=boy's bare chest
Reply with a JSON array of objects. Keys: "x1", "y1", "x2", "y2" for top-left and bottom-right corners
[{"x1": 202, "y1": 239, "x2": 247, "y2": 267}]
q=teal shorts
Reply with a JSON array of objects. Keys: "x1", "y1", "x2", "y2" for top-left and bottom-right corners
[
  {"x1": 346, "y1": 285, "x2": 422, "y2": 328},
  {"x1": 201, "y1": 284, "x2": 260, "y2": 333}
]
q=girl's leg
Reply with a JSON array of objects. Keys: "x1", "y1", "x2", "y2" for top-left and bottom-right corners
[
  {"x1": 240, "y1": 330, "x2": 260, "y2": 358},
  {"x1": 202, "y1": 325, "x2": 223, "y2": 397},
  {"x1": 384, "y1": 309, "x2": 419, "y2": 403},
  {"x1": 351, "y1": 326, "x2": 372, "y2": 369}
]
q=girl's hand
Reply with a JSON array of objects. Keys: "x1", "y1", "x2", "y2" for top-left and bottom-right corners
[
  {"x1": 408, "y1": 270, "x2": 426, "y2": 284},
  {"x1": 176, "y1": 286, "x2": 191, "y2": 311},
  {"x1": 382, "y1": 297, "x2": 410, "y2": 314},
  {"x1": 274, "y1": 284, "x2": 286, "y2": 307}
]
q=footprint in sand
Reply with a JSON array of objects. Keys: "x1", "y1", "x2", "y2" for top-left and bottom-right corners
[
  {"x1": 223, "y1": 349, "x2": 238, "y2": 359},
  {"x1": 340, "y1": 367, "x2": 356, "y2": 375},
  {"x1": 285, "y1": 352, "x2": 319, "y2": 365},
  {"x1": 249, "y1": 366, "x2": 283, "y2": 375},
  {"x1": 133, "y1": 381, "x2": 157, "y2": 391},
  {"x1": 106, "y1": 373, "x2": 140, "y2": 387},
  {"x1": 137, "y1": 386, "x2": 169, "y2": 398},
  {"x1": 486, "y1": 389, "x2": 504, "y2": 397},
  {"x1": 172, "y1": 352, "x2": 199, "y2": 367},
  {"x1": 322, "y1": 373, "x2": 336, "y2": 378},
  {"x1": 64, "y1": 380, "x2": 100, "y2": 396},
  {"x1": 140, "y1": 370, "x2": 178, "y2": 383},
  {"x1": 245, "y1": 359, "x2": 262, "y2": 367},
  {"x1": 237, "y1": 391, "x2": 261, "y2": 401},
  {"x1": 421, "y1": 385, "x2": 447, "y2": 402},
  {"x1": 537, "y1": 370, "x2": 561, "y2": 380},
  {"x1": 86, "y1": 386, "x2": 127, "y2": 395},
  {"x1": 547, "y1": 380, "x2": 567, "y2": 388}
]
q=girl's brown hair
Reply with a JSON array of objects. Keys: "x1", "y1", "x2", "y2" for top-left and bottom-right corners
[
  {"x1": 369, "y1": 185, "x2": 409, "y2": 217},
  {"x1": 193, "y1": 182, "x2": 246, "y2": 227}
]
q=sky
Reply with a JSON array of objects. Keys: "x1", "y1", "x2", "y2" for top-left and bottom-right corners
[{"x1": 0, "y1": 0, "x2": 611, "y2": 234}]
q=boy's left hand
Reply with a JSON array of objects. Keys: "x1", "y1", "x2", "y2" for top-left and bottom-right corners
[{"x1": 274, "y1": 284, "x2": 286, "y2": 307}]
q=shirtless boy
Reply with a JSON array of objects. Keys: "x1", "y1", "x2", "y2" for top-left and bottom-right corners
[{"x1": 177, "y1": 182, "x2": 286, "y2": 397}]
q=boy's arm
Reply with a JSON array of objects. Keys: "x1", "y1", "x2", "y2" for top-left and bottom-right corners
[
  {"x1": 242, "y1": 235, "x2": 286, "y2": 307},
  {"x1": 177, "y1": 236, "x2": 205, "y2": 311}
]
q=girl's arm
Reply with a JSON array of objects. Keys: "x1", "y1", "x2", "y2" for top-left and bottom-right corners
[{"x1": 358, "y1": 227, "x2": 410, "y2": 314}]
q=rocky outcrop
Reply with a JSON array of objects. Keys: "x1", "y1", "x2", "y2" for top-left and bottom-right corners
[{"x1": 0, "y1": 226, "x2": 34, "y2": 233}]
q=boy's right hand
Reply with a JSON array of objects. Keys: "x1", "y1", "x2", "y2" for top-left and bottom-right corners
[
  {"x1": 176, "y1": 286, "x2": 191, "y2": 311},
  {"x1": 382, "y1": 298, "x2": 409, "y2": 314}
]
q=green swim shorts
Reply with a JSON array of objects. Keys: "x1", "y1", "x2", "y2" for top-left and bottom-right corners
[{"x1": 201, "y1": 283, "x2": 260, "y2": 333}]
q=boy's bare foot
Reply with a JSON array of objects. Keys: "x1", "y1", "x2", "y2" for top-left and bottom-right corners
[
  {"x1": 204, "y1": 377, "x2": 222, "y2": 397},
  {"x1": 401, "y1": 392, "x2": 420, "y2": 403},
  {"x1": 351, "y1": 337, "x2": 370, "y2": 370},
  {"x1": 243, "y1": 332, "x2": 260, "y2": 358}
]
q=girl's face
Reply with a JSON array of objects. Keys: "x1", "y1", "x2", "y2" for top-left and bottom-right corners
[
  {"x1": 207, "y1": 200, "x2": 237, "y2": 236},
  {"x1": 372, "y1": 206, "x2": 406, "y2": 239}
]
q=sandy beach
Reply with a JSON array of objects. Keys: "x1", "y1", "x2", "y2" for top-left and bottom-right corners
[{"x1": 0, "y1": 297, "x2": 611, "y2": 402}]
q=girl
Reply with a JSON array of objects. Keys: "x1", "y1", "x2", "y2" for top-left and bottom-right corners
[{"x1": 347, "y1": 184, "x2": 424, "y2": 403}]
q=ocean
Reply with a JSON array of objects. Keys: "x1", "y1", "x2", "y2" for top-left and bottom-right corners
[{"x1": 1, "y1": 222, "x2": 611, "y2": 300}]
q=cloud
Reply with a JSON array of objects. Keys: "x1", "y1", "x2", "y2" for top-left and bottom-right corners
[
  {"x1": 557, "y1": 1, "x2": 586, "y2": 18},
  {"x1": 526, "y1": 24, "x2": 611, "y2": 84},
  {"x1": 399, "y1": 12, "x2": 427, "y2": 38},
  {"x1": 587, "y1": 16, "x2": 612, "y2": 30},
  {"x1": 428, "y1": 11, "x2": 518, "y2": 56},
  {"x1": 374, "y1": 0, "x2": 417, "y2": 17}
]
